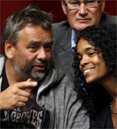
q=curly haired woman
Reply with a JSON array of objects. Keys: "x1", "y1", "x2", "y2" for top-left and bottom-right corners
[{"x1": 73, "y1": 24, "x2": 117, "y2": 128}]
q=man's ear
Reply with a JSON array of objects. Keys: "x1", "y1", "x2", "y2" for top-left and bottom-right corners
[
  {"x1": 61, "y1": 0, "x2": 67, "y2": 15},
  {"x1": 101, "y1": 0, "x2": 105, "y2": 12},
  {"x1": 5, "y1": 40, "x2": 14, "y2": 58}
]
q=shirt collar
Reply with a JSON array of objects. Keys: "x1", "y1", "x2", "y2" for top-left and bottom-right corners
[{"x1": 71, "y1": 29, "x2": 77, "y2": 52}]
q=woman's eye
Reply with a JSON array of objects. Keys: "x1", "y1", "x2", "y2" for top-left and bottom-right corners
[
  {"x1": 79, "y1": 58, "x2": 82, "y2": 61},
  {"x1": 88, "y1": 51, "x2": 97, "y2": 56},
  {"x1": 78, "y1": 55, "x2": 82, "y2": 61},
  {"x1": 31, "y1": 46, "x2": 36, "y2": 49},
  {"x1": 89, "y1": 52, "x2": 95, "y2": 55}
]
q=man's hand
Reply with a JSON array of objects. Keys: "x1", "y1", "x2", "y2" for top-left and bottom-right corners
[{"x1": 0, "y1": 79, "x2": 38, "y2": 110}]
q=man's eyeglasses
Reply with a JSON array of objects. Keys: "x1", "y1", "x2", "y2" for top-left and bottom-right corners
[{"x1": 63, "y1": 0, "x2": 101, "y2": 10}]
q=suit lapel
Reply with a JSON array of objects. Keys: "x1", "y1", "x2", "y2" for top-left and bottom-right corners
[
  {"x1": 58, "y1": 28, "x2": 74, "y2": 77},
  {"x1": 59, "y1": 27, "x2": 72, "y2": 51}
]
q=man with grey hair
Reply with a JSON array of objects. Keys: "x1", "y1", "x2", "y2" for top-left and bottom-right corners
[{"x1": 0, "y1": 5, "x2": 89, "y2": 129}]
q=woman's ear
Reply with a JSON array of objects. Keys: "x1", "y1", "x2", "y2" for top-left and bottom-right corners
[{"x1": 5, "y1": 40, "x2": 14, "y2": 58}]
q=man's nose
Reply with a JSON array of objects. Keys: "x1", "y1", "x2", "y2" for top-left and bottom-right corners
[
  {"x1": 37, "y1": 47, "x2": 47, "y2": 60},
  {"x1": 78, "y1": 3, "x2": 88, "y2": 15}
]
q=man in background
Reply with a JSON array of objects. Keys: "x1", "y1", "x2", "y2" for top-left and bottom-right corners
[{"x1": 52, "y1": 0, "x2": 117, "y2": 78}]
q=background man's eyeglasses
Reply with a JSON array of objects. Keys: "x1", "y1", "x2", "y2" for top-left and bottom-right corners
[{"x1": 63, "y1": 0, "x2": 101, "y2": 9}]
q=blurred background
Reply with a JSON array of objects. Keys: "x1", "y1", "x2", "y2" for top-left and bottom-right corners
[{"x1": 0, "y1": 0, "x2": 116, "y2": 54}]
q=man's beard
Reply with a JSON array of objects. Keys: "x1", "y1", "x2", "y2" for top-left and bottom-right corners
[{"x1": 12, "y1": 58, "x2": 51, "y2": 82}]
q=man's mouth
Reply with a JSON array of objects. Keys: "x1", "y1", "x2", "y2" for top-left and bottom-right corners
[
  {"x1": 34, "y1": 64, "x2": 46, "y2": 71},
  {"x1": 77, "y1": 18, "x2": 90, "y2": 23}
]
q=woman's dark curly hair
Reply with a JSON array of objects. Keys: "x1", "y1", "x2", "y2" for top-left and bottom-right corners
[{"x1": 73, "y1": 24, "x2": 117, "y2": 117}]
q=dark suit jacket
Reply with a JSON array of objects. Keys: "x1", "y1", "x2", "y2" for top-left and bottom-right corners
[{"x1": 52, "y1": 12, "x2": 117, "y2": 78}]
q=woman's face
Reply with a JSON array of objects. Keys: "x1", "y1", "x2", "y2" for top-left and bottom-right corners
[{"x1": 77, "y1": 38, "x2": 110, "y2": 84}]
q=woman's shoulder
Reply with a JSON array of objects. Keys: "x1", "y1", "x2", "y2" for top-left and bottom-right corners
[{"x1": 90, "y1": 103, "x2": 113, "y2": 128}]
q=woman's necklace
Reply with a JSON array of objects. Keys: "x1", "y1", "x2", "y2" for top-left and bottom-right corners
[{"x1": 110, "y1": 102, "x2": 117, "y2": 114}]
